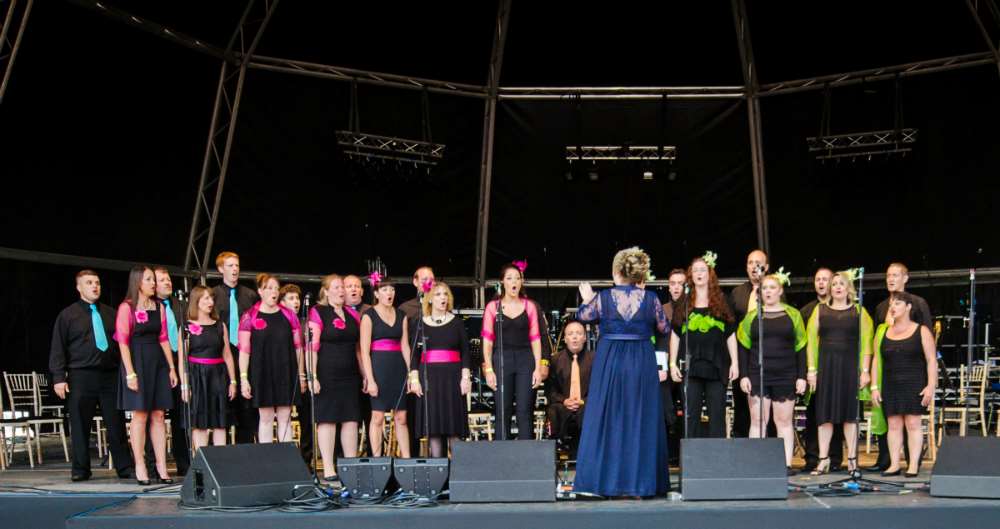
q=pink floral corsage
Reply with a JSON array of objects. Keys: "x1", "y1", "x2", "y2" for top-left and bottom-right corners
[
  {"x1": 134, "y1": 310, "x2": 149, "y2": 323},
  {"x1": 188, "y1": 323, "x2": 203, "y2": 336},
  {"x1": 253, "y1": 318, "x2": 267, "y2": 330},
  {"x1": 333, "y1": 319, "x2": 346, "y2": 330}
]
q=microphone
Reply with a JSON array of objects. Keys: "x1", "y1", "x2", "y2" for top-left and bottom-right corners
[
  {"x1": 304, "y1": 292, "x2": 312, "y2": 306},
  {"x1": 495, "y1": 282, "x2": 502, "y2": 296},
  {"x1": 684, "y1": 283, "x2": 690, "y2": 295}
]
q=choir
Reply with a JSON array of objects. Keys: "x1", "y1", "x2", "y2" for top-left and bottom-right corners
[{"x1": 47, "y1": 249, "x2": 937, "y2": 496}]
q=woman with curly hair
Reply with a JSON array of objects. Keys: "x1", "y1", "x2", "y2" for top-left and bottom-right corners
[
  {"x1": 668, "y1": 254, "x2": 738, "y2": 438},
  {"x1": 574, "y1": 247, "x2": 669, "y2": 497}
]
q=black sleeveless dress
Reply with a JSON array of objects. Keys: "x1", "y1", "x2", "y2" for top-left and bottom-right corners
[
  {"x1": 247, "y1": 311, "x2": 299, "y2": 408},
  {"x1": 881, "y1": 325, "x2": 929, "y2": 416},
  {"x1": 186, "y1": 321, "x2": 229, "y2": 429},
  {"x1": 313, "y1": 305, "x2": 362, "y2": 423},
  {"x1": 814, "y1": 305, "x2": 860, "y2": 424},
  {"x1": 365, "y1": 307, "x2": 408, "y2": 412}
]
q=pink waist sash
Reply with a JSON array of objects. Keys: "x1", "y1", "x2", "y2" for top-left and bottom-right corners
[
  {"x1": 424, "y1": 349, "x2": 461, "y2": 363},
  {"x1": 372, "y1": 339, "x2": 402, "y2": 352},
  {"x1": 188, "y1": 356, "x2": 224, "y2": 365}
]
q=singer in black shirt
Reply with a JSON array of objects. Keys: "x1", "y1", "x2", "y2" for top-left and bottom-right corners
[{"x1": 49, "y1": 270, "x2": 133, "y2": 481}]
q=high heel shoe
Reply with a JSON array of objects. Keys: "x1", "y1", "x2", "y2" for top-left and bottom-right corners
[
  {"x1": 136, "y1": 478, "x2": 151, "y2": 486},
  {"x1": 846, "y1": 457, "x2": 858, "y2": 473},
  {"x1": 905, "y1": 462, "x2": 920, "y2": 478},
  {"x1": 157, "y1": 475, "x2": 174, "y2": 484},
  {"x1": 881, "y1": 467, "x2": 902, "y2": 477},
  {"x1": 810, "y1": 457, "x2": 830, "y2": 476}
]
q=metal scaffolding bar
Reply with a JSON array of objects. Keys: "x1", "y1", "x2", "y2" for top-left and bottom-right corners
[
  {"x1": 247, "y1": 55, "x2": 488, "y2": 98},
  {"x1": 4, "y1": 247, "x2": 998, "y2": 292},
  {"x1": 64, "y1": 0, "x2": 226, "y2": 60},
  {"x1": 732, "y1": 0, "x2": 770, "y2": 254},
  {"x1": 498, "y1": 85, "x2": 744, "y2": 100},
  {"x1": 759, "y1": 52, "x2": 997, "y2": 97},
  {"x1": 966, "y1": 0, "x2": 1000, "y2": 77},
  {"x1": 0, "y1": 0, "x2": 34, "y2": 104},
  {"x1": 473, "y1": 0, "x2": 511, "y2": 308},
  {"x1": 182, "y1": 0, "x2": 280, "y2": 286}
]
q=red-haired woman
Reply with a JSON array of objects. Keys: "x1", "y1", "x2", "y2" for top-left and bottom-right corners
[
  {"x1": 116, "y1": 265, "x2": 178, "y2": 485},
  {"x1": 238, "y1": 273, "x2": 305, "y2": 444},
  {"x1": 668, "y1": 255, "x2": 738, "y2": 438},
  {"x1": 481, "y1": 262, "x2": 543, "y2": 440},
  {"x1": 180, "y1": 285, "x2": 237, "y2": 452}
]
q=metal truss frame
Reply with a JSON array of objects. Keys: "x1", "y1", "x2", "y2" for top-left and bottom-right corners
[
  {"x1": 564, "y1": 145, "x2": 678, "y2": 161},
  {"x1": 0, "y1": 1, "x2": 996, "y2": 303}
]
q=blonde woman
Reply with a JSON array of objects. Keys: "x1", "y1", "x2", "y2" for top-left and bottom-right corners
[
  {"x1": 574, "y1": 247, "x2": 669, "y2": 497},
  {"x1": 805, "y1": 271, "x2": 873, "y2": 475},
  {"x1": 737, "y1": 271, "x2": 807, "y2": 473}
]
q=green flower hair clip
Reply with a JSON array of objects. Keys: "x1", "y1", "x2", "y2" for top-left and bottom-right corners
[
  {"x1": 702, "y1": 250, "x2": 718, "y2": 269},
  {"x1": 844, "y1": 267, "x2": 861, "y2": 282},
  {"x1": 772, "y1": 266, "x2": 791, "y2": 287}
]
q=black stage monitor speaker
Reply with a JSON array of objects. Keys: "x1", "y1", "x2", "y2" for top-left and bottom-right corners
[
  {"x1": 339, "y1": 457, "x2": 394, "y2": 498},
  {"x1": 680, "y1": 438, "x2": 788, "y2": 500},
  {"x1": 931, "y1": 437, "x2": 1000, "y2": 499},
  {"x1": 180, "y1": 443, "x2": 313, "y2": 507},
  {"x1": 450, "y1": 440, "x2": 555, "y2": 502},
  {"x1": 394, "y1": 458, "x2": 449, "y2": 496}
]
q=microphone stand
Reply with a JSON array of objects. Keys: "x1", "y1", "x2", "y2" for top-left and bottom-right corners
[
  {"x1": 964, "y1": 268, "x2": 975, "y2": 436},
  {"x1": 495, "y1": 287, "x2": 507, "y2": 441},
  {"x1": 178, "y1": 291, "x2": 194, "y2": 464},
  {"x1": 682, "y1": 285, "x2": 691, "y2": 440},
  {"x1": 755, "y1": 275, "x2": 765, "y2": 439},
  {"x1": 302, "y1": 294, "x2": 320, "y2": 483}
]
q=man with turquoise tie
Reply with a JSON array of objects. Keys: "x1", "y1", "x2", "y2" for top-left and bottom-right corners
[
  {"x1": 211, "y1": 251, "x2": 259, "y2": 443},
  {"x1": 50, "y1": 270, "x2": 133, "y2": 481},
  {"x1": 146, "y1": 267, "x2": 190, "y2": 475}
]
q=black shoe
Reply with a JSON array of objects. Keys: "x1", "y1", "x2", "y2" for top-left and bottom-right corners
[
  {"x1": 136, "y1": 479, "x2": 152, "y2": 486},
  {"x1": 71, "y1": 473, "x2": 91, "y2": 482},
  {"x1": 866, "y1": 464, "x2": 887, "y2": 472},
  {"x1": 881, "y1": 468, "x2": 902, "y2": 477},
  {"x1": 787, "y1": 467, "x2": 799, "y2": 476},
  {"x1": 117, "y1": 468, "x2": 135, "y2": 480}
]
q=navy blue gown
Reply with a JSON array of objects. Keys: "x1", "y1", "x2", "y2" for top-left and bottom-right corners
[{"x1": 574, "y1": 286, "x2": 669, "y2": 497}]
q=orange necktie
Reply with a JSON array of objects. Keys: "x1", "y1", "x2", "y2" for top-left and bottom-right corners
[{"x1": 569, "y1": 353, "x2": 582, "y2": 401}]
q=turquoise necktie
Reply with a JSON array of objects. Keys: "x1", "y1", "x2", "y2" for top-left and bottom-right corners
[
  {"x1": 229, "y1": 289, "x2": 239, "y2": 346},
  {"x1": 163, "y1": 299, "x2": 179, "y2": 351},
  {"x1": 90, "y1": 304, "x2": 109, "y2": 352}
]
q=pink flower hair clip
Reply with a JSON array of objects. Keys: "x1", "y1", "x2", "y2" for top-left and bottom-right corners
[
  {"x1": 187, "y1": 323, "x2": 203, "y2": 336},
  {"x1": 134, "y1": 310, "x2": 149, "y2": 324},
  {"x1": 513, "y1": 260, "x2": 528, "y2": 274},
  {"x1": 420, "y1": 278, "x2": 434, "y2": 293},
  {"x1": 368, "y1": 271, "x2": 383, "y2": 287}
]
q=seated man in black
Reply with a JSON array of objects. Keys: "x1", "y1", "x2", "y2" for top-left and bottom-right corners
[{"x1": 546, "y1": 321, "x2": 593, "y2": 458}]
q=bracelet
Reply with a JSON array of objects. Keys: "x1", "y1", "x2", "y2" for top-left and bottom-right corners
[
  {"x1": 181, "y1": 384, "x2": 189, "y2": 391},
  {"x1": 870, "y1": 385, "x2": 880, "y2": 390},
  {"x1": 126, "y1": 373, "x2": 137, "y2": 380},
  {"x1": 229, "y1": 380, "x2": 237, "y2": 386},
  {"x1": 299, "y1": 373, "x2": 307, "y2": 380},
  {"x1": 484, "y1": 367, "x2": 494, "y2": 374},
  {"x1": 540, "y1": 359, "x2": 550, "y2": 367},
  {"x1": 240, "y1": 372, "x2": 249, "y2": 380},
  {"x1": 862, "y1": 368, "x2": 870, "y2": 373},
  {"x1": 669, "y1": 363, "x2": 678, "y2": 370}
]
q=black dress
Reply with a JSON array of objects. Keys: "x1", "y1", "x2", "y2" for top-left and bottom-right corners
[
  {"x1": 186, "y1": 321, "x2": 230, "y2": 429},
  {"x1": 881, "y1": 326, "x2": 929, "y2": 416},
  {"x1": 365, "y1": 307, "x2": 408, "y2": 412},
  {"x1": 740, "y1": 311, "x2": 806, "y2": 401},
  {"x1": 118, "y1": 304, "x2": 174, "y2": 412},
  {"x1": 247, "y1": 310, "x2": 300, "y2": 408},
  {"x1": 311, "y1": 305, "x2": 362, "y2": 423},
  {"x1": 413, "y1": 317, "x2": 470, "y2": 437},
  {"x1": 814, "y1": 305, "x2": 860, "y2": 425}
]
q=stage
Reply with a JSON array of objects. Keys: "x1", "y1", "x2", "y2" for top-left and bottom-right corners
[{"x1": 3, "y1": 463, "x2": 1000, "y2": 529}]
